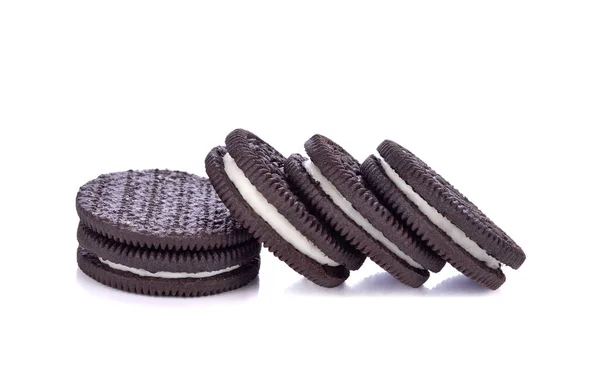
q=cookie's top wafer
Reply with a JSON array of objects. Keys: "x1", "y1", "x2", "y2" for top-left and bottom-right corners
[{"x1": 76, "y1": 169, "x2": 252, "y2": 251}]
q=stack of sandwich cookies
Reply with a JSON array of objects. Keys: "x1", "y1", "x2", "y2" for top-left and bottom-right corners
[
  {"x1": 362, "y1": 140, "x2": 526, "y2": 289},
  {"x1": 75, "y1": 131, "x2": 526, "y2": 293},
  {"x1": 76, "y1": 169, "x2": 261, "y2": 296},
  {"x1": 205, "y1": 129, "x2": 365, "y2": 288},
  {"x1": 291, "y1": 135, "x2": 445, "y2": 288}
]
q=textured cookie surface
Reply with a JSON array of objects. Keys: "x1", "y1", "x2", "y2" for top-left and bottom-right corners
[
  {"x1": 304, "y1": 135, "x2": 445, "y2": 275},
  {"x1": 76, "y1": 169, "x2": 252, "y2": 251},
  {"x1": 285, "y1": 154, "x2": 427, "y2": 287},
  {"x1": 377, "y1": 140, "x2": 526, "y2": 270},
  {"x1": 78, "y1": 223, "x2": 261, "y2": 273},
  {"x1": 362, "y1": 155, "x2": 506, "y2": 289},
  {"x1": 205, "y1": 130, "x2": 362, "y2": 287},
  {"x1": 78, "y1": 247, "x2": 260, "y2": 297}
]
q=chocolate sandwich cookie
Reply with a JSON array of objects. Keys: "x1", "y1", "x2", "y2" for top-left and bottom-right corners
[
  {"x1": 76, "y1": 169, "x2": 260, "y2": 296},
  {"x1": 205, "y1": 129, "x2": 365, "y2": 288},
  {"x1": 361, "y1": 140, "x2": 526, "y2": 289},
  {"x1": 300, "y1": 135, "x2": 446, "y2": 288}
]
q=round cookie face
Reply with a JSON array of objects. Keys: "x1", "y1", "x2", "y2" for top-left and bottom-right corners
[
  {"x1": 76, "y1": 170, "x2": 252, "y2": 251},
  {"x1": 376, "y1": 140, "x2": 526, "y2": 270},
  {"x1": 285, "y1": 154, "x2": 427, "y2": 287},
  {"x1": 205, "y1": 129, "x2": 361, "y2": 287},
  {"x1": 77, "y1": 247, "x2": 260, "y2": 297},
  {"x1": 304, "y1": 135, "x2": 445, "y2": 274},
  {"x1": 362, "y1": 155, "x2": 506, "y2": 289},
  {"x1": 78, "y1": 223, "x2": 261, "y2": 274}
]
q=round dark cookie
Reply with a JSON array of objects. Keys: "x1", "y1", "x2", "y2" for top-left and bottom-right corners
[
  {"x1": 76, "y1": 169, "x2": 252, "y2": 251},
  {"x1": 362, "y1": 155, "x2": 506, "y2": 289},
  {"x1": 78, "y1": 223, "x2": 261, "y2": 274},
  {"x1": 285, "y1": 154, "x2": 427, "y2": 287},
  {"x1": 304, "y1": 134, "x2": 445, "y2": 274},
  {"x1": 376, "y1": 140, "x2": 526, "y2": 269},
  {"x1": 78, "y1": 246, "x2": 260, "y2": 297},
  {"x1": 205, "y1": 130, "x2": 359, "y2": 287}
]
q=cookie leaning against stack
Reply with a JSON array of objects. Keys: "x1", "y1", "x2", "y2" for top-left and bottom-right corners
[{"x1": 76, "y1": 169, "x2": 261, "y2": 296}]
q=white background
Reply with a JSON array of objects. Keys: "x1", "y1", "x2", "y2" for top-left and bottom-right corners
[{"x1": 1, "y1": 1, "x2": 599, "y2": 378}]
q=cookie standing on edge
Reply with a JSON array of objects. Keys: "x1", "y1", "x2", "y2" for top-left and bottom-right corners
[
  {"x1": 205, "y1": 129, "x2": 365, "y2": 288},
  {"x1": 291, "y1": 135, "x2": 445, "y2": 288},
  {"x1": 76, "y1": 169, "x2": 261, "y2": 296},
  {"x1": 362, "y1": 140, "x2": 526, "y2": 289}
]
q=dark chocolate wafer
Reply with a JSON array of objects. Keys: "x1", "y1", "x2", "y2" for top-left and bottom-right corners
[
  {"x1": 205, "y1": 129, "x2": 364, "y2": 287},
  {"x1": 76, "y1": 170, "x2": 252, "y2": 251}
]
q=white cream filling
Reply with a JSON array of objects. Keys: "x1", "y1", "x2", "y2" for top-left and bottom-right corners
[
  {"x1": 302, "y1": 160, "x2": 424, "y2": 270},
  {"x1": 223, "y1": 153, "x2": 339, "y2": 267},
  {"x1": 98, "y1": 257, "x2": 240, "y2": 279},
  {"x1": 376, "y1": 155, "x2": 502, "y2": 269}
]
